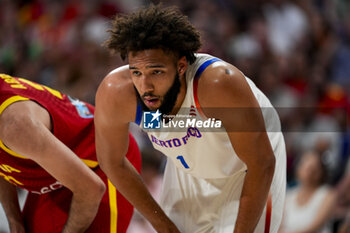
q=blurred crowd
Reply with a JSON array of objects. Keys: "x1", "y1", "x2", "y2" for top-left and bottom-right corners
[{"x1": 0, "y1": 0, "x2": 350, "y2": 232}]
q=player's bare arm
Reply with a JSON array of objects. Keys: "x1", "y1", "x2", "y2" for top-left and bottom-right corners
[
  {"x1": 0, "y1": 178, "x2": 25, "y2": 233},
  {"x1": 0, "y1": 100, "x2": 106, "y2": 233},
  {"x1": 198, "y1": 62, "x2": 276, "y2": 233},
  {"x1": 95, "y1": 67, "x2": 180, "y2": 233}
]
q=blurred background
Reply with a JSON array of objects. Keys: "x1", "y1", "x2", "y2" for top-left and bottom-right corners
[{"x1": 0, "y1": 0, "x2": 349, "y2": 232}]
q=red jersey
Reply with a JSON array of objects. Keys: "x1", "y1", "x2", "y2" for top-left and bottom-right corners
[{"x1": 0, "y1": 74, "x2": 97, "y2": 194}]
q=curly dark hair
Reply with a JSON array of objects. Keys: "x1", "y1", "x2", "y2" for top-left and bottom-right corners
[{"x1": 105, "y1": 4, "x2": 202, "y2": 64}]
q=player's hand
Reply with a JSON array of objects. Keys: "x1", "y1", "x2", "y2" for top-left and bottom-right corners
[{"x1": 9, "y1": 222, "x2": 25, "y2": 233}]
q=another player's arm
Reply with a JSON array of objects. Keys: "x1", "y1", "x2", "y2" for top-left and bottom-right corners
[
  {"x1": 0, "y1": 101, "x2": 106, "y2": 233},
  {"x1": 95, "y1": 70, "x2": 180, "y2": 233},
  {"x1": 0, "y1": 178, "x2": 25, "y2": 233},
  {"x1": 199, "y1": 63, "x2": 275, "y2": 233}
]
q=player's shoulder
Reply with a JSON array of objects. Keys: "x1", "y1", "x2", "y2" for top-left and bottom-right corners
[
  {"x1": 0, "y1": 101, "x2": 49, "y2": 142},
  {"x1": 199, "y1": 60, "x2": 245, "y2": 89},
  {"x1": 95, "y1": 65, "x2": 138, "y2": 122},
  {"x1": 100, "y1": 65, "x2": 133, "y2": 92},
  {"x1": 0, "y1": 100, "x2": 36, "y2": 121},
  {"x1": 197, "y1": 59, "x2": 252, "y2": 107},
  {"x1": 97, "y1": 65, "x2": 136, "y2": 103}
]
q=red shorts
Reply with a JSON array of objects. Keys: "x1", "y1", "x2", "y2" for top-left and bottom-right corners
[{"x1": 22, "y1": 134, "x2": 141, "y2": 233}]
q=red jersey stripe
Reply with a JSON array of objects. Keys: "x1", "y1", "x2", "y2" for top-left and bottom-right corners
[{"x1": 264, "y1": 194, "x2": 272, "y2": 233}]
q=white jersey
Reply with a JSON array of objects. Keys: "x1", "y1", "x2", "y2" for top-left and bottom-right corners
[
  {"x1": 283, "y1": 186, "x2": 332, "y2": 233},
  {"x1": 137, "y1": 53, "x2": 286, "y2": 233}
]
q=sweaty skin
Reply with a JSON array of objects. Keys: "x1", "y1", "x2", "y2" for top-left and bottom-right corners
[
  {"x1": 95, "y1": 49, "x2": 275, "y2": 233},
  {"x1": 198, "y1": 61, "x2": 275, "y2": 233},
  {"x1": 0, "y1": 101, "x2": 106, "y2": 233},
  {"x1": 95, "y1": 51, "x2": 184, "y2": 233}
]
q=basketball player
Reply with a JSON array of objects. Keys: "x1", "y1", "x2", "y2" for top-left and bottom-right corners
[
  {"x1": 0, "y1": 74, "x2": 141, "y2": 233},
  {"x1": 95, "y1": 5, "x2": 286, "y2": 233}
]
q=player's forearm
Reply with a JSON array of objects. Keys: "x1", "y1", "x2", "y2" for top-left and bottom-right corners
[
  {"x1": 103, "y1": 158, "x2": 179, "y2": 233},
  {"x1": 234, "y1": 158, "x2": 275, "y2": 233},
  {"x1": 61, "y1": 180, "x2": 105, "y2": 233},
  {"x1": 0, "y1": 179, "x2": 25, "y2": 232},
  {"x1": 61, "y1": 190, "x2": 104, "y2": 233}
]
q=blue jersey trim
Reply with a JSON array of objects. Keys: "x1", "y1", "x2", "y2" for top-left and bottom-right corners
[
  {"x1": 135, "y1": 102, "x2": 142, "y2": 125},
  {"x1": 194, "y1": 58, "x2": 221, "y2": 78}
]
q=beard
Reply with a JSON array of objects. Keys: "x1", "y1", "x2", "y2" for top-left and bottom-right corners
[{"x1": 135, "y1": 72, "x2": 181, "y2": 116}]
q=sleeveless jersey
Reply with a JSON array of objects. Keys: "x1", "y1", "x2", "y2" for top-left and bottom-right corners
[
  {"x1": 135, "y1": 54, "x2": 286, "y2": 233},
  {"x1": 0, "y1": 74, "x2": 96, "y2": 194},
  {"x1": 137, "y1": 53, "x2": 285, "y2": 180}
]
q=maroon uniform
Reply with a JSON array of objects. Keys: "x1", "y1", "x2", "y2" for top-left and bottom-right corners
[{"x1": 0, "y1": 74, "x2": 141, "y2": 233}]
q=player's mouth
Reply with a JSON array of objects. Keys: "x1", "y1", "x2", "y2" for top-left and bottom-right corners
[{"x1": 143, "y1": 97, "x2": 160, "y2": 107}]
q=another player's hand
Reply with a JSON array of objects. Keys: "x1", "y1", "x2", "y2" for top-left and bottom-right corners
[{"x1": 9, "y1": 221, "x2": 25, "y2": 233}]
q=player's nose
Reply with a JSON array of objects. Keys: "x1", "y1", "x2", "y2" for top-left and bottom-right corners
[{"x1": 140, "y1": 75, "x2": 154, "y2": 93}]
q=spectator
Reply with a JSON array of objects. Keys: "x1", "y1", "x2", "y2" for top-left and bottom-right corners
[{"x1": 280, "y1": 151, "x2": 336, "y2": 233}]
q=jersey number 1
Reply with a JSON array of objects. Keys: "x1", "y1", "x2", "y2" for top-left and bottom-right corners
[{"x1": 176, "y1": 155, "x2": 189, "y2": 169}]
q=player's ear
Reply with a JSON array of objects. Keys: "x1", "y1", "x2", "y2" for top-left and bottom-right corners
[{"x1": 177, "y1": 56, "x2": 188, "y2": 76}]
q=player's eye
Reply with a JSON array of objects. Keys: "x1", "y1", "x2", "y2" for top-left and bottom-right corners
[
  {"x1": 152, "y1": 70, "x2": 163, "y2": 75},
  {"x1": 132, "y1": 71, "x2": 142, "y2": 76}
]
